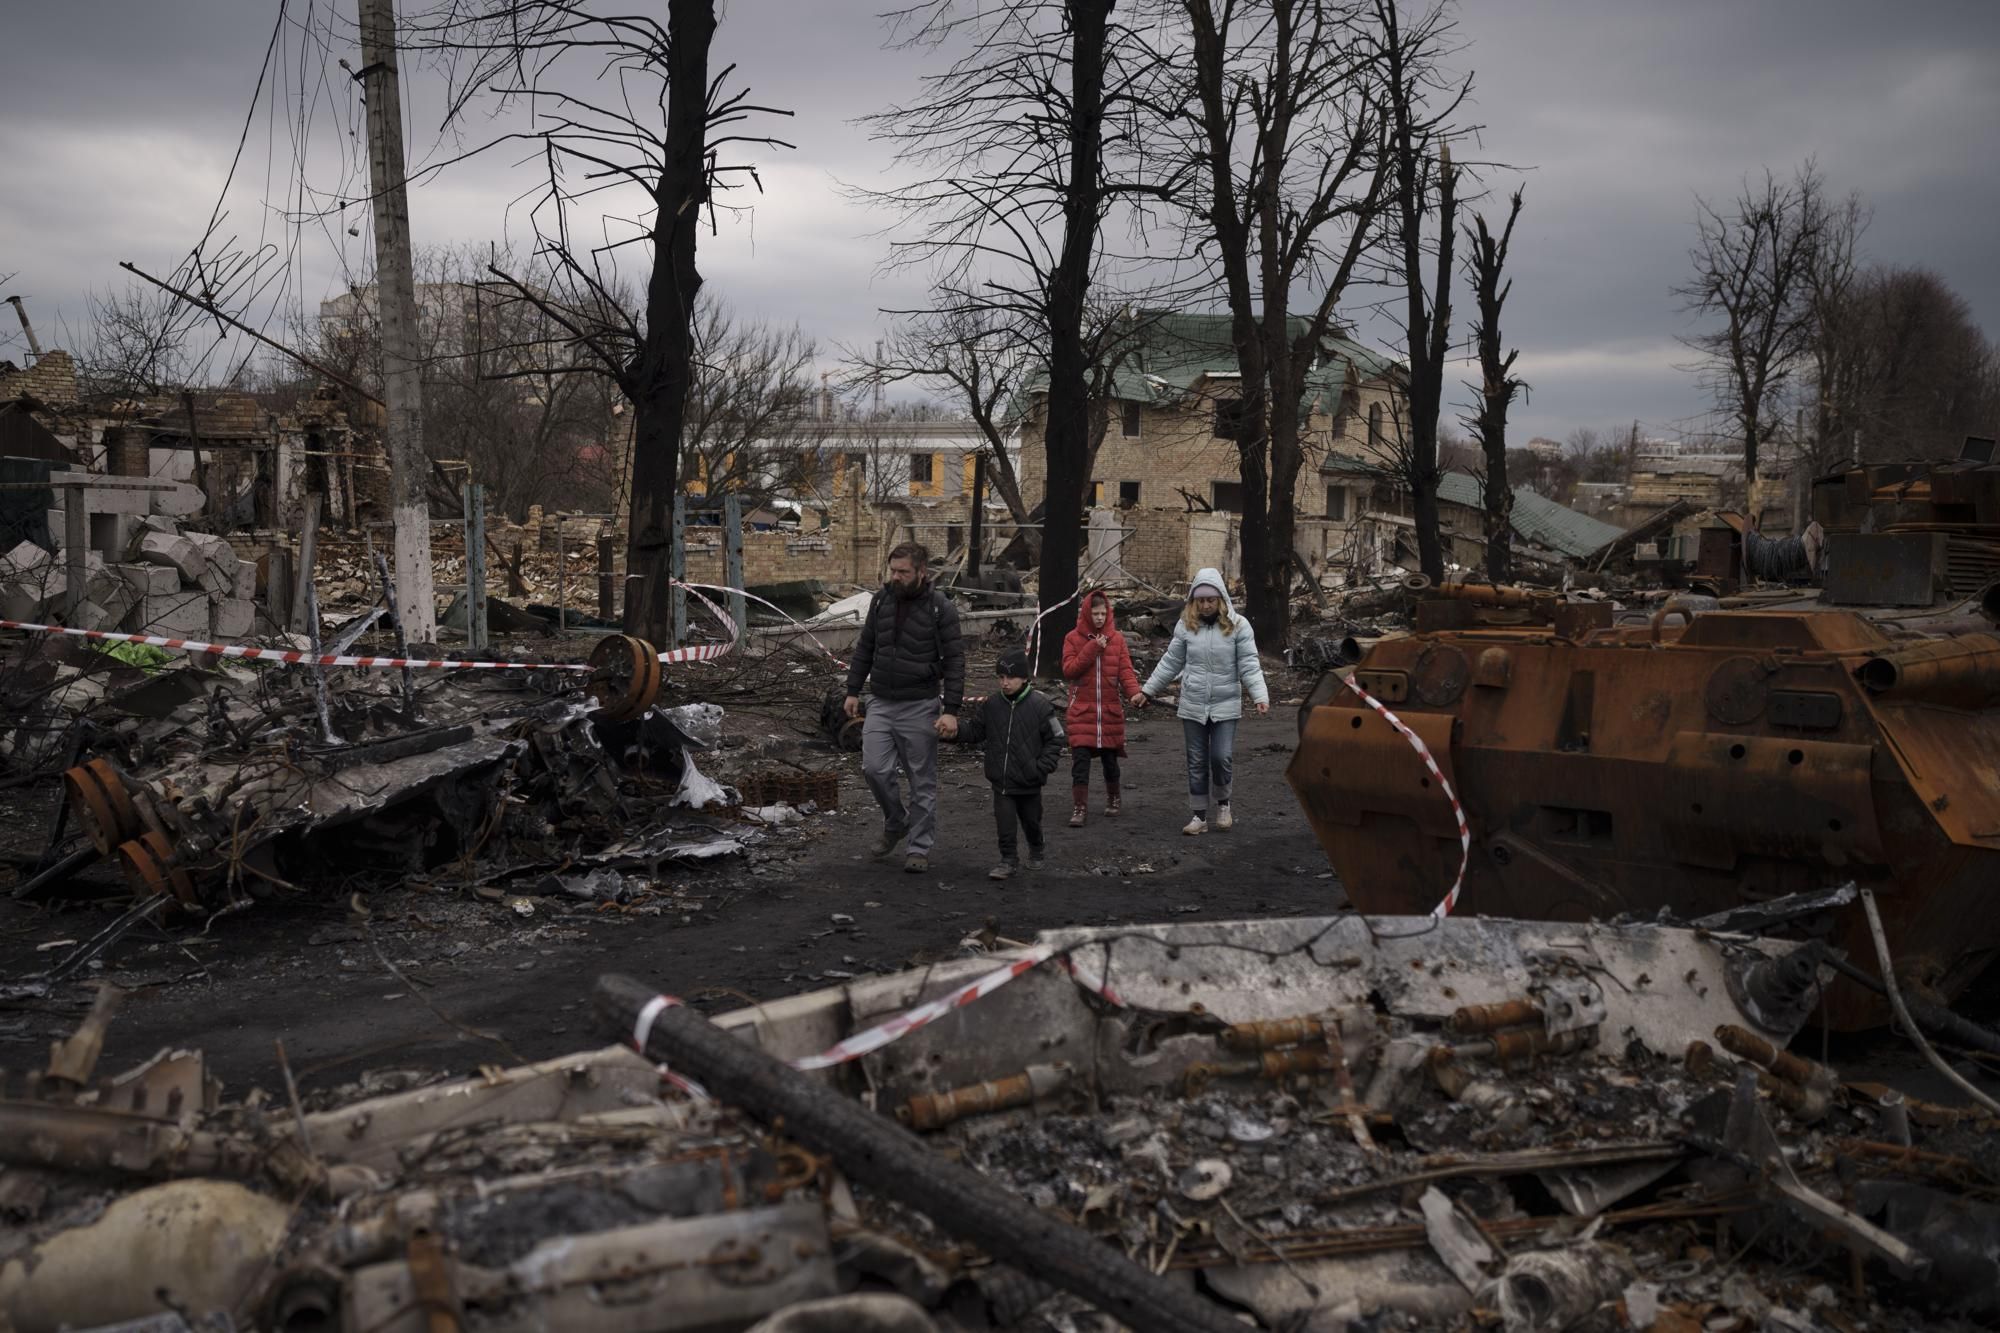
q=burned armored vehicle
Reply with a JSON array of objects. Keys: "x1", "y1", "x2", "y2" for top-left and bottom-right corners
[{"x1": 1289, "y1": 451, "x2": 2000, "y2": 1028}]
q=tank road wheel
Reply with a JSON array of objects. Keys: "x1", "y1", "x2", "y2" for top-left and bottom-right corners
[
  {"x1": 116, "y1": 831, "x2": 199, "y2": 909},
  {"x1": 64, "y1": 757, "x2": 140, "y2": 855},
  {"x1": 587, "y1": 634, "x2": 663, "y2": 721}
]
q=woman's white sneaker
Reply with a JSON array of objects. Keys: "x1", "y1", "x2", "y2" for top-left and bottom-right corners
[
  {"x1": 1182, "y1": 815, "x2": 1208, "y2": 836},
  {"x1": 1215, "y1": 803, "x2": 1233, "y2": 831}
]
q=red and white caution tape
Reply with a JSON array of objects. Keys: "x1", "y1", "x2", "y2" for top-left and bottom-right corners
[
  {"x1": 0, "y1": 617, "x2": 591, "y2": 671},
  {"x1": 1342, "y1": 674, "x2": 1471, "y2": 918},
  {"x1": 0, "y1": 579, "x2": 745, "y2": 673},
  {"x1": 630, "y1": 942, "x2": 1126, "y2": 1081}
]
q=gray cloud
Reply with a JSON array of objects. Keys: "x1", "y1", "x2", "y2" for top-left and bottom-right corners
[{"x1": 3, "y1": 0, "x2": 1994, "y2": 446}]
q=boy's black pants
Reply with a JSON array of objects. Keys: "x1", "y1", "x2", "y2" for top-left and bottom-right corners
[{"x1": 992, "y1": 789, "x2": 1045, "y2": 861}]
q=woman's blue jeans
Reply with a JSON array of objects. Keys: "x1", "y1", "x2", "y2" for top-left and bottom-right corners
[{"x1": 1182, "y1": 718, "x2": 1237, "y2": 812}]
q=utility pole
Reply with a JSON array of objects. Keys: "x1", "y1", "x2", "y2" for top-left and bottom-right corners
[{"x1": 357, "y1": 0, "x2": 438, "y2": 642}]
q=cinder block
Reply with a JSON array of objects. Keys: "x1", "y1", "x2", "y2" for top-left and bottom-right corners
[
  {"x1": 210, "y1": 597, "x2": 254, "y2": 641},
  {"x1": 136, "y1": 531, "x2": 207, "y2": 584},
  {"x1": 1, "y1": 540, "x2": 55, "y2": 579},
  {"x1": 89, "y1": 512, "x2": 140, "y2": 561},
  {"x1": 1, "y1": 578, "x2": 62, "y2": 622},
  {"x1": 136, "y1": 590, "x2": 210, "y2": 640},
  {"x1": 112, "y1": 563, "x2": 179, "y2": 598}
]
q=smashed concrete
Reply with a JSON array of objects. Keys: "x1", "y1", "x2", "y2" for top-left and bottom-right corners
[{"x1": 3, "y1": 905, "x2": 1997, "y2": 1330}]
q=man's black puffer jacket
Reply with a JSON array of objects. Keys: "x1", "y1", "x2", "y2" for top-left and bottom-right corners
[{"x1": 844, "y1": 580, "x2": 966, "y2": 710}]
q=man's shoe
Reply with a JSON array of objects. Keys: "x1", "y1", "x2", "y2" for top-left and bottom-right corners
[
  {"x1": 871, "y1": 830, "x2": 903, "y2": 858},
  {"x1": 903, "y1": 854, "x2": 929, "y2": 874},
  {"x1": 1182, "y1": 815, "x2": 1208, "y2": 836},
  {"x1": 988, "y1": 861, "x2": 1017, "y2": 881},
  {"x1": 1026, "y1": 850, "x2": 1045, "y2": 870},
  {"x1": 1215, "y1": 803, "x2": 1234, "y2": 831}
]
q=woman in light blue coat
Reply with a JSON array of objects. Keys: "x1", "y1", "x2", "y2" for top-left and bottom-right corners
[{"x1": 1139, "y1": 568, "x2": 1270, "y2": 835}]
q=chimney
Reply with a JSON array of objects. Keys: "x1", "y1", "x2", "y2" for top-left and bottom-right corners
[
  {"x1": 820, "y1": 371, "x2": 833, "y2": 422},
  {"x1": 6, "y1": 296, "x2": 44, "y2": 359}
]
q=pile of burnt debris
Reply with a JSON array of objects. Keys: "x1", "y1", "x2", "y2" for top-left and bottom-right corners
[
  {"x1": 1, "y1": 625, "x2": 839, "y2": 943},
  {"x1": 5, "y1": 897, "x2": 1996, "y2": 1331}
]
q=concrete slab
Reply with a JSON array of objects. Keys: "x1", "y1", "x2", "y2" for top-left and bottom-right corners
[
  {"x1": 210, "y1": 597, "x2": 254, "y2": 641},
  {"x1": 1, "y1": 577, "x2": 63, "y2": 622},
  {"x1": 135, "y1": 590, "x2": 210, "y2": 639},
  {"x1": 136, "y1": 531, "x2": 206, "y2": 584},
  {"x1": 232, "y1": 560, "x2": 257, "y2": 600},
  {"x1": 112, "y1": 563, "x2": 179, "y2": 598},
  {"x1": 0, "y1": 541, "x2": 55, "y2": 578}
]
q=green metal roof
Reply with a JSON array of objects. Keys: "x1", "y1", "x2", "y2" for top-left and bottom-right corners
[
  {"x1": 1110, "y1": 310, "x2": 1400, "y2": 410},
  {"x1": 1435, "y1": 472, "x2": 1627, "y2": 559},
  {"x1": 1016, "y1": 310, "x2": 1402, "y2": 417}
]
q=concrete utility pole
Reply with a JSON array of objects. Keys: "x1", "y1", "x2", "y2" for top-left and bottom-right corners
[{"x1": 357, "y1": 0, "x2": 438, "y2": 642}]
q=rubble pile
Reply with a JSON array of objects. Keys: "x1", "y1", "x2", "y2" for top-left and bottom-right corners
[
  {"x1": 0, "y1": 632, "x2": 821, "y2": 933},
  {"x1": 1, "y1": 515, "x2": 258, "y2": 640},
  {"x1": 4, "y1": 907, "x2": 1997, "y2": 1330}
]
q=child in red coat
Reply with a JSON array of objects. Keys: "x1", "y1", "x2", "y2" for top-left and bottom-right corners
[{"x1": 1061, "y1": 591, "x2": 1143, "y2": 825}]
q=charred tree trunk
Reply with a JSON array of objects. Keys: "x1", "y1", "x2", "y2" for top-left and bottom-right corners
[
  {"x1": 1467, "y1": 190, "x2": 1524, "y2": 584},
  {"x1": 1381, "y1": 0, "x2": 1458, "y2": 585},
  {"x1": 1034, "y1": 0, "x2": 1114, "y2": 678},
  {"x1": 623, "y1": 0, "x2": 715, "y2": 641}
]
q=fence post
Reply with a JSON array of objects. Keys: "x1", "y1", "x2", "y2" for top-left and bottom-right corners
[{"x1": 722, "y1": 494, "x2": 747, "y2": 645}]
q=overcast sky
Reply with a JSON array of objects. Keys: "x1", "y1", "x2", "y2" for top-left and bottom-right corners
[{"x1": 3, "y1": 0, "x2": 1995, "y2": 447}]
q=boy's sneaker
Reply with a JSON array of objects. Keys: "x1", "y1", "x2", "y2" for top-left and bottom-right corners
[
  {"x1": 871, "y1": 830, "x2": 903, "y2": 858},
  {"x1": 1026, "y1": 849, "x2": 1045, "y2": 870},
  {"x1": 988, "y1": 860, "x2": 1017, "y2": 880},
  {"x1": 1215, "y1": 803, "x2": 1234, "y2": 831},
  {"x1": 1182, "y1": 815, "x2": 1208, "y2": 836},
  {"x1": 904, "y1": 854, "x2": 929, "y2": 874}
]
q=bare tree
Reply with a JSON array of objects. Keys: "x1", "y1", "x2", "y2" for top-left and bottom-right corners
[
  {"x1": 1372, "y1": 0, "x2": 1467, "y2": 584},
  {"x1": 844, "y1": 308, "x2": 1034, "y2": 525},
  {"x1": 1169, "y1": 0, "x2": 1391, "y2": 643},
  {"x1": 1813, "y1": 265, "x2": 1998, "y2": 463},
  {"x1": 1462, "y1": 187, "x2": 1524, "y2": 581},
  {"x1": 861, "y1": 0, "x2": 1171, "y2": 674},
  {"x1": 1675, "y1": 162, "x2": 1833, "y2": 482},
  {"x1": 677, "y1": 299, "x2": 834, "y2": 509},
  {"x1": 405, "y1": 0, "x2": 793, "y2": 641},
  {"x1": 316, "y1": 244, "x2": 631, "y2": 519}
]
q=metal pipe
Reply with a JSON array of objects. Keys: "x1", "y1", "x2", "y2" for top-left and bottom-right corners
[
  {"x1": 8, "y1": 845, "x2": 101, "y2": 901},
  {"x1": 5, "y1": 295, "x2": 44, "y2": 357},
  {"x1": 1855, "y1": 633, "x2": 2000, "y2": 707},
  {"x1": 1859, "y1": 888, "x2": 2000, "y2": 1117}
]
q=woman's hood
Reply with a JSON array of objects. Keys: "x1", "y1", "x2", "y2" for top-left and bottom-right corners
[
  {"x1": 1073, "y1": 590, "x2": 1120, "y2": 635},
  {"x1": 1187, "y1": 567, "x2": 1234, "y2": 617}
]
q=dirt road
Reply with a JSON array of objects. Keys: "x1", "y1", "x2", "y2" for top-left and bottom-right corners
[{"x1": 1, "y1": 701, "x2": 1345, "y2": 1093}]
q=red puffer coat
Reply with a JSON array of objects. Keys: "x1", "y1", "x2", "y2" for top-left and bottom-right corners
[{"x1": 1061, "y1": 592, "x2": 1141, "y2": 754}]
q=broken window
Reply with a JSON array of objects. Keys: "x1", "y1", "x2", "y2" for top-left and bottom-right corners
[
  {"x1": 1119, "y1": 480, "x2": 1141, "y2": 507},
  {"x1": 909, "y1": 452, "x2": 934, "y2": 485},
  {"x1": 1368, "y1": 402, "x2": 1384, "y2": 450},
  {"x1": 1121, "y1": 401, "x2": 1142, "y2": 438},
  {"x1": 1213, "y1": 398, "x2": 1249, "y2": 439},
  {"x1": 1212, "y1": 481, "x2": 1245, "y2": 513},
  {"x1": 1325, "y1": 486, "x2": 1347, "y2": 521}
]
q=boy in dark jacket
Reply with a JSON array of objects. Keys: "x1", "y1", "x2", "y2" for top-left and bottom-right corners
[{"x1": 958, "y1": 648, "x2": 1066, "y2": 880}]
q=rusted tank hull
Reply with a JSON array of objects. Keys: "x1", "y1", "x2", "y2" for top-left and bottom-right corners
[{"x1": 1287, "y1": 609, "x2": 2000, "y2": 1028}]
